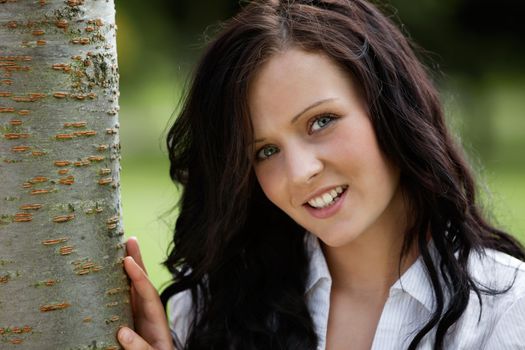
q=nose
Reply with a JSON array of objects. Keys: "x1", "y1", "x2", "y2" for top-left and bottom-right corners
[{"x1": 285, "y1": 143, "x2": 323, "y2": 186}]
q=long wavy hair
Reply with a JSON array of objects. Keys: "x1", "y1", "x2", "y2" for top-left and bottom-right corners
[{"x1": 163, "y1": 0, "x2": 525, "y2": 349}]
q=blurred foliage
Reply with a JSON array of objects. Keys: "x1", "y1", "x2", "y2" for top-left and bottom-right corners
[{"x1": 114, "y1": 0, "x2": 524, "y2": 288}]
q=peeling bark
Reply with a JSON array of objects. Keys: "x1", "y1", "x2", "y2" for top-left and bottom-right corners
[{"x1": 0, "y1": 0, "x2": 132, "y2": 349}]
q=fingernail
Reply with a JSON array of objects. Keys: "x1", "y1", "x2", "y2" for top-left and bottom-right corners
[{"x1": 119, "y1": 327, "x2": 133, "y2": 343}]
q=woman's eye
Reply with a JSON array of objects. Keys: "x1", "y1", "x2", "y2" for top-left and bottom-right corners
[
  {"x1": 310, "y1": 114, "x2": 337, "y2": 133},
  {"x1": 256, "y1": 145, "x2": 279, "y2": 160}
]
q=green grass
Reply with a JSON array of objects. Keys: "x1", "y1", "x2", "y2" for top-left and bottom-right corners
[
  {"x1": 120, "y1": 155, "x2": 178, "y2": 290},
  {"x1": 482, "y1": 168, "x2": 525, "y2": 242}
]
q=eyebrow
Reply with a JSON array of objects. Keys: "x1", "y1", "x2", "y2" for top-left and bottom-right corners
[{"x1": 253, "y1": 98, "x2": 337, "y2": 144}]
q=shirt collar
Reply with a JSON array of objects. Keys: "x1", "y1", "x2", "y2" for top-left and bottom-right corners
[
  {"x1": 390, "y1": 241, "x2": 437, "y2": 312},
  {"x1": 304, "y1": 231, "x2": 331, "y2": 295},
  {"x1": 303, "y1": 231, "x2": 437, "y2": 312}
]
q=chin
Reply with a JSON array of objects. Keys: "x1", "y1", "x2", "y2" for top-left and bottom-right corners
[{"x1": 313, "y1": 229, "x2": 360, "y2": 248}]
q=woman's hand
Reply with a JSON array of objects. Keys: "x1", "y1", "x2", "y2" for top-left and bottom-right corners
[{"x1": 118, "y1": 237, "x2": 175, "y2": 350}]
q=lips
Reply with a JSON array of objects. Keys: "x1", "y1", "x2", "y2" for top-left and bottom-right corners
[{"x1": 303, "y1": 185, "x2": 348, "y2": 219}]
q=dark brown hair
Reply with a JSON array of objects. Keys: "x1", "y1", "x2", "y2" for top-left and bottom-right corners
[{"x1": 163, "y1": 1, "x2": 525, "y2": 349}]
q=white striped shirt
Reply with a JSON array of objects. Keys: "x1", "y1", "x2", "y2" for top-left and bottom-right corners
[{"x1": 168, "y1": 232, "x2": 525, "y2": 349}]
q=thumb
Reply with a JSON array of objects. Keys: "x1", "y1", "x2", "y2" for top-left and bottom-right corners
[{"x1": 118, "y1": 327, "x2": 153, "y2": 350}]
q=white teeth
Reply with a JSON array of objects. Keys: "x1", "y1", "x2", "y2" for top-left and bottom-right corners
[
  {"x1": 322, "y1": 193, "x2": 332, "y2": 203},
  {"x1": 307, "y1": 186, "x2": 346, "y2": 209}
]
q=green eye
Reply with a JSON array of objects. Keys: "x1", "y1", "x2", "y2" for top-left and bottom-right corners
[
  {"x1": 256, "y1": 145, "x2": 279, "y2": 160},
  {"x1": 311, "y1": 115, "x2": 336, "y2": 132}
]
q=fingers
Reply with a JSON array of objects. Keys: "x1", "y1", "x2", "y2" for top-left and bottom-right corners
[
  {"x1": 126, "y1": 236, "x2": 148, "y2": 275},
  {"x1": 118, "y1": 327, "x2": 154, "y2": 350},
  {"x1": 123, "y1": 256, "x2": 158, "y2": 304}
]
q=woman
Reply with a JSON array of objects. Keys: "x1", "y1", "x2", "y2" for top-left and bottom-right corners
[{"x1": 118, "y1": 0, "x2": 525, "y2": 349}]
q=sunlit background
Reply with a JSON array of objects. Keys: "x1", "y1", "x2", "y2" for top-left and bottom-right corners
[{"x1": 115, "y1": 0, "x2": 525, "y2": 289}]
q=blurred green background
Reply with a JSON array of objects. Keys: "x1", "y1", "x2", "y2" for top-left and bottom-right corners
[{"x1": 115, "y1": 0, "x2": 525, "y2": 289}]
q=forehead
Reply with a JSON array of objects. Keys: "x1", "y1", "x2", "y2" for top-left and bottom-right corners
[{"x1": 247, "y1": 48, "x2": 360, "y2": 128}]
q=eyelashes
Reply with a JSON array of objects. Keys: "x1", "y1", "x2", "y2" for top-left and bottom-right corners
[
  {"x1": 308, "y1": 113, "x2": 338, "y2": 134},
  {"x1": 254, "y1": 113, "x2": 339, "y2": 161}
]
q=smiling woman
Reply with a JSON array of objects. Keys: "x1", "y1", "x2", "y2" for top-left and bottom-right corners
[
  {"x1": 250, "y1": 50, "x2": 404, "y2": 254},
  {"x1": 116, "y1": 1, "x2": 525, "y2": 350}
]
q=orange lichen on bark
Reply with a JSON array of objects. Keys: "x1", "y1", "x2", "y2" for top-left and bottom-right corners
[
  {"x1": 39, "y1": 302, "x2": 71, "y2": 312},
  {"x1": 54, "y1": 160, "x2": 71, "y2": 167},
  {"x1": 30, "y1": 176, "x2": 48, "y2": 183},
  {"x1": 59, "y1": 246, "x2": 74, "y2": 255},
  {"x1": 74, "y1": 130, "x2": 97, "y2": 136},
  {"x1": 67, "y1": 0, "x2": 84, "y2": 6},
  {"x1": 53, "y1": 92, "x2": 68, "y2": 99},
  {"x1": 52, "y1": 63, "x2": 71, "y2": 71},
  {"x1": 71, "y1": 38, "x2": 90, "y2": 45},
  {"x1": 31, "y1": 189, "x2": 50, "y2": 195},
  {"x1": 4, "y1": 133, "x2": 30, "y2": 139},
  {"x1": 56, "y1": 19, "x2": 69, "y2": 29},
  {"x1": 42, "y1": 237, "x2": 68, "y2": 245},
  {"x1": 74, "y1": 159, "x2": 91, "y2": 167},
  {"x1": 12, "y1": 93, "x2": 45, "y2": 102},
  {"x1": 5, "y1": 65, "x2": 30, "y2": 72},
  {"x1": 98, "y1": 178, "x2": 112, "y2": 185},
  {"x1": 20, "y1": 203, "x2": 43, "y2": 210},
  {"x1": 14, "y1": 213, "x2": 32, "y2": 222},
  {"x1": 58, "y1": 176, "x2": 75, "y2": 185},
  {"x1": 11, "y1": 145, "x2": 30, "y2": 153},
  {"x1": 55, "y1": 133, "x2": 74, "y2": 140},
  {"x1": 53, "y1": 214, "x2": 75, "y2": 223},
  {"x1": 64, "y1": 121, "x2": 87, "y2": 128}
]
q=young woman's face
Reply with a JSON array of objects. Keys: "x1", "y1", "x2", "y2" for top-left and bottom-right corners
[{"x1": 249, "y1": 48, "x2": 405, "y2": 248}]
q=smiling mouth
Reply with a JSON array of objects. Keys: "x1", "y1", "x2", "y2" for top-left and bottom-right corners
[{"x1": 305, "y1": 185, "x2": 348, "y2": 209}]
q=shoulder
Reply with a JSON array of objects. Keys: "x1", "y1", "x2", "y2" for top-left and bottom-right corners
[
  {"x1": 451, "y1": 248, "x2": 525, "y2": 347},
  {"x1": 167, "y1": 289, "x2": 194, "y2": 349},
  {"x1": 436, "y1": 248, "x2": 525, "y2": 348},
  {"x1": 468, "y1": 248, "x2": 525, "y2": 295}
]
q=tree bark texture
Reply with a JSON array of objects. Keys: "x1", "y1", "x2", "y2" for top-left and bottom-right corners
[{"x1": 0, "y1": 0, "x2": 132, "y2": 349}]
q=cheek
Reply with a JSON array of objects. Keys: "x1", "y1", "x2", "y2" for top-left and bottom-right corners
[{"x1": 254, "y1": 166, "x2": 284, "y2": 206}]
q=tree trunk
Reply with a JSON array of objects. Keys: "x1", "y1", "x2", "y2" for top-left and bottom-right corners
[{"x1": 0, "y1": 0, "x2": 132, "y2": 349}]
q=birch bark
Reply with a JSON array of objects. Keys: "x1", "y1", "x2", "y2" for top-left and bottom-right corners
[{"x1": 0, "y1": 0, "x2": 132, "y2": 349}]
